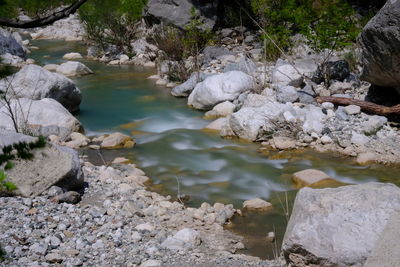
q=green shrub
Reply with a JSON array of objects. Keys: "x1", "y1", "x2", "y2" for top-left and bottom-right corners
[
  {"x1": 0, "y1": 0, "x2": 76, "y2": 18},
  {"x1": 251, "y1": 0, "x2": 361, "y2": 60},
  {"x1": 79, "y1": 0, "x2": 147, "y2": 53}
]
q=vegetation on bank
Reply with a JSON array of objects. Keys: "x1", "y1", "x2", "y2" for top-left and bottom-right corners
[{"x1": 0, "y1": 0, "x2": 76, "y2": 18}]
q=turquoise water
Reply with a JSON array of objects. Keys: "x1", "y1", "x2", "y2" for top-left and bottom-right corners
[{"x1": 29, "y1": 40, "x2": 400, "y2": 259}]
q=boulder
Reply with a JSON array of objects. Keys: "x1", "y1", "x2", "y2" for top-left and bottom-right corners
[
  {"x1": 161, "y1": 228, "x2": 200, "y2": 250},
  {"x1": 292, "y1": 169, "x2": 331, "y2": 187},
  {"x1": 276, "y1": 85, "x2": 299, "y2": 103},
  {"x1": 5, "y1": 143, "x2": 84, "y2": 197},
  {"x1": 43, "y1": 64, "x2": 59, "y2": 71},
  {"x1": 282, "y1": 183, "x2": 400, "y2": 266},
  {"x1": 243, "y1": 198, "x2": 272, "y2": 211},
  {"x1": 171, "y1": 72, "x2": 213, "y2": 97},
  {"x1": 56, "y1": 61, "x2": 93, "y2": 77},
  {"x1": 204, "y1": 101, "x2": 236, "y2": 119},
  {"x1": 145, "y1": 0, "x2": 218, "y2": 30},
  {"x1": 204, "y1": 117, "x2": 228, "y2": 132},
  {"x1": 223, "y1": 56, "x2": 257, "y2": 75},
  {"x1": 0, "y1": 98, "x2": 83, "y2": 136},
  {"x1": 62, "y1": 52, "x2": 83, "y2": 60},
  {"x1": 202, "y1": 46, "x2": 234, "y2": 65},
  {"x1": 271, "y1": 59, "x2": 317, "y2": 87},
  {"x1": 0, "y1": 29, "x2": 26, "y2": 58},
  {"x1": 0, "y1": 64, "x2": 81, "y2": 113},
  {"x1": 100, "y1": 133, "x2": 135, "y2": 149},
  {"x1": 188, "y1": 71, "x2": 255, "y2": 110},
  {"x1": 358, "y1": 0, "x2": 400, "y2": 92},
  {"x1": 272, "y1": 136, "x2": 296, "y2": 150},
  {"x1": 312, "y1": 60, "x2": 350, "y2": 84}
]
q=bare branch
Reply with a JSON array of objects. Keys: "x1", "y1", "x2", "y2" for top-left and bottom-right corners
[{"x1": 0, "y1": 0, "x2": 88, "y2": 29}]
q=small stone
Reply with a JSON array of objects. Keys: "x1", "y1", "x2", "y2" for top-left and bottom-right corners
[
  {"x1": 89, "y1": 145, "x2": 100, "y2": 150},
  {"x1": 135, "y1": 223, "x2": 154, "y2": 232},
  {"x1": 344, "y1": 105, "x2": 361, "y2": 115},
  {"x1": 112, "y1": 157, "x2": 130, "y2": 164},
  {"x1": 92, "y1": 240, "x2": 104, "y2": 249},
  {"x1": 351, "y1": 131, "x2": 369, "y2": 146},
  {"x1": 321, "y1": 102, "x2": 334, "y2": 110},
  {"x1": 292, "y1": 169, "x2": 330, "y2": 187},
  {"x1": 140, "y1": 260, "x2": 161, "y2": 267},
  {"x1": 47, "y1": 186, "x2": 63, "y2": 197},
  {"x1": 52, "y1": 191, "x2": 81, "y2": 204},
  {"x1": 272, "y1": 136, "x2": 296, "y2": 150},
  {"x1": 243, "y1": 198, "x2": 272, "y2": 211},
  {"x1": 30, "y1": 243, "x2": 48, "y2": 255},
  {"x1": 320, "y1": 135, "x2": 333, "y2": 144},
  {"x1": 160, "y1": 228, "x2": 200, "y2": 250},
  {"x1": 266, "y1": 232, "x2": 275, "y2": 242},
  {"x1": 45, "y1": 253, "x2": 63, "y2": 263}
]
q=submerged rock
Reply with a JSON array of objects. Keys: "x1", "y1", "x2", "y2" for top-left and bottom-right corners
[
  {"x1": 62, "y1": 52, "x2": 83, "y2": 60},
  {"x1": 188, "y1": 71, "x2": 255, "y2": 110},
  {"x1": 282, "y1": 183, "x2": 400, "y2": 266},
  {"x1": 243, "y1": 198, "x2": 272, "y2": 211},
  {"x1": 292, "y1": 169, "x2": 331, "y2": 187},
  {"x1": 0, "y1": 64, "x2": 82, "y2": 113},
  {"x1": 100, "y1": 133, "x2": 135, "y2": 149}
]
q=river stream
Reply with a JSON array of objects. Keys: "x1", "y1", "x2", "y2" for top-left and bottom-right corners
[{"x1": 30, "y1": 39, "x2": 400, "y2": 259}]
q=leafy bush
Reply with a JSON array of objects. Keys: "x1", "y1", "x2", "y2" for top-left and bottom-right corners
[
  {"x1": 79, "y1": 0, "x2": 147, "y2": 53},
  {"x1": 251, "y1": 0, "x2": 361, "y2": 60},
  {"x1": 0, "y1": 0, "x2": 76, "y2": 18}
]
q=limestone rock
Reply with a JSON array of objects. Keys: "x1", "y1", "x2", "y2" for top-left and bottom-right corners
[
  {"x1": 292, "y1": 169, "x2": 331, "y2": 187},
  {"x1": 62, "y1": 52, "x2": 83, "y2": 60},
  {"x1": 243, "y1": 198, "x2": 272, "y2": 211},
  {"x1": 6, "y1": 143, "x2": 84, "y2": 197},
  {"x1": 188, "y1": 71, "x2": 255, "y2": 110},
  {"x1": 0, "y1": 64, "x2": 81, "y2": 112},
  {"x1": 359, "y1": 0, "x2": 400, "y2": 92},
  {"x1": 0, "y1": 29, "x2": 26, "y2": 58},
  {"x1": 161, "y1": 228, "x2": 200, "y2": 250},
  {"x1": 56, "y1": 61, "x2": 93, "y2": 77},
  {"x1": 282, "y1": 183, "x2": 400, "y2": 266},
  {"x1": 100, "y1": 133, "x2": 135, "y2": 149},
  {"x1": 204, "y1": 101, "x2": 236, "y2": 119}
]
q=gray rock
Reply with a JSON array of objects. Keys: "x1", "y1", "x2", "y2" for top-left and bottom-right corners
[
  {"x1": 282, "y1": 183, "x2": 400, "y2": 266},
  {"x1": 171, "y1": 72, "x2": 212, "y2": 97},
  {"x1": 363, "y1": 115, "x2": 387, "y2": 135},
  {"x1": 0, "y1": 29, "x2": 26, "y2": 58},
  {"x1": 0, "y1": 98, "x2": 83, "y2": 135},
  {"x1": 29, "y1": 243, "x2": 48, "y2": 255},
  {"x1": 272, "y1": 59, "x2": 317, "y2": 87},
  {"x1": 145, "y1": 0, "x2": 218, "y2": 30},
  {"x1": 312, "y1": 60, "x2": 350, "y2": 84},
  {"x1": 221, "y1": 28, "x2": 233, "y2": 37},
  {"x1": 276, "y1": 85, "x2": 299, "y2": 103},
  {"x1": 359, "y1": 0, "x2": 400, "y2": 92},
  {"x1": 202, "y1": 46, "x2": 234, "y2": 65},
  {"x1": 53, "y1": 191, "x2": 81, "y2": 204},
  {"x1": 0, "y1": 64, "x2": 82, "y2": 113},
  {"x1": 6, "y1": 143, "x2": 84, "y2": 197},
  {"x1": 344, "y1": 105, "x2": 361, "y2": 115},
  {"x1": 161, "y1": 228, "x2": 200, "y2": 250},
  {"x1": 335, "y1": 106, "x2": 350, "y2": 121},
  {"x1": 298, "y1": 84, "x2": 316, "y2": 104},
  {"x1": 223, "y1": 56, "x2": 256, "y2": 75},
  {"x1": 30, "y1": 14, "x2": 84, "y2": 41},
  {"x1": 56, "y1": 61, "x2": 93, "y2": 77},
  {"x1": 188, "y1": 71, "x2": 255, "y2": 110},
  {"x1": 0, "y1": 128, "x2": 36, "y2": 149}
]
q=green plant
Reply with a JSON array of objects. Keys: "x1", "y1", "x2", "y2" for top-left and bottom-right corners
[
  {"x1": 250, "y1": 0, "x2": 361, "y2": 60},
  {"x1": 79, "y1": 0, "x2": 147, "y2": 53},
  {"x1": 0, "y1": 244, "x2": 5, "y2": 262}
]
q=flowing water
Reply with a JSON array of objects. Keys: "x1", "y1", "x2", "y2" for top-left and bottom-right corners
[{"x1": 30, "y1": 40, "x2": 400, "y2": 259}]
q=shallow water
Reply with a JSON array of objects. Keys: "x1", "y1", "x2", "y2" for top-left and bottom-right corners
[{"x1": 30, "y1": 40, "x2": 400, "y2": 259}]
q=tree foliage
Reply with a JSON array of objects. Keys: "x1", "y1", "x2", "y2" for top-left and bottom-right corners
[
  {"x1": 78, "y1": 0, "x2": 147, "y2": 53},
  {"x1": 251, "y1": 0, "x2": 361, "y2": 59}
]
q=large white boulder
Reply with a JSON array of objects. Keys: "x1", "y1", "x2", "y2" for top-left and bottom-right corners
[
  {"x1": 188, "y1": 71, "x2": 255, "y2": 110},
  {"x1": 56, "y1": 61, "x2": 93, "y2": 77},
  {"x1": 282, "y1": 183, "x2": 400, "y2": 266},
  {"x1": 0, "y1": 64, "x2": 81, "y2": 113},
  {"x1": 0, "y1": 98, "x2": 83, "y2": 136},
  {"x1": 271, "y1": 59, "x2": 317, "y2": 87}
]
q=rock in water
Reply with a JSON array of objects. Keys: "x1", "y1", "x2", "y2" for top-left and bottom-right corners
[
  {"x1": 188, "y1": 71, "x2": 255, "y2": 110},
  {"x1": 359, "y1": 0, "x2": 400, "y2": 92},
  {"x1": 56, "y1": 61, "x2": 93, "y2": 77},
  {"x1": 282, "y1": 183, "x2": 400, "y2": 266},
  {"x1": 100, "y1": 133, "x2": 135, "y2": 149},
  {"x1": 0, "y1": 64, "x2": 82, "y2": 113},
  {"x1": 5, "y1": 143, "x2": 84, "y2": 197}
]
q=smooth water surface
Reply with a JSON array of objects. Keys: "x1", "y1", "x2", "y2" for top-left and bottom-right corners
[{"x1": 30, "y1": 40, "x2": 400, "y2": 259}]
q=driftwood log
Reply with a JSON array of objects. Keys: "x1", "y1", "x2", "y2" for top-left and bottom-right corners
[{"x1": 316, "y1": 96, "x2": 400, "y2": 116}]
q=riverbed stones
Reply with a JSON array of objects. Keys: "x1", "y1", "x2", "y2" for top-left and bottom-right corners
[
  {"x1": 243, "y1": 198, "x2": 272, "y2": 211},
  {"x1": 271, "y1": 136, "x2": 296, "y2": 150},
  {"x1": 0, "y1": 64, "x2": 82, "y2": 112},
  {"x1": 0, "y1": 98, "x2": 83, "y2": 136},
  {"x1": 6, "y1": 143, "x2": 84, "y2": 197},
  {"x1": 161, "y1": 228, "x2": 200, "y2": 250},
  {"x1": 292, "y1": 169, "x2": 331, "y2": 187},
  {"x1": 62, "y1": 52, "x2": 83, "y2": 60},
  {"x1": 100, "y1": 132, "x2": 135, "y2": 149},
  {"x1": 282, "y1": 183, "x2": 400, "y2": 266},
  {"x1": 358, "y1": 0, "x2": 400, "y2": 92},
  {"x1": 56, "y1": 61, "x2": 93, "y2": 77},
  {"x1": 188, "y1": 71, "x2": 255, "y2": 110}
]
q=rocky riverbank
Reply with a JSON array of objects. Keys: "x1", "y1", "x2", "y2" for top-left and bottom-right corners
[{"x1": 0, "y1": 159, "x2": 281, "y2": 266}]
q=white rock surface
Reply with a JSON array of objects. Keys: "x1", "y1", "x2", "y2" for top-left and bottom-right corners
[{"x1": 56, "y1": 61, "x2": 93, "y2": 77}]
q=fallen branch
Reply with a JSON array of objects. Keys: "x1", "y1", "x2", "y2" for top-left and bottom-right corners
[
  {"x1": 316, "y1": 96, "x2": 400, "y2": 116},
  {"x1": 0, "y1": 0, "x2": 88, "y2": 28}
]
